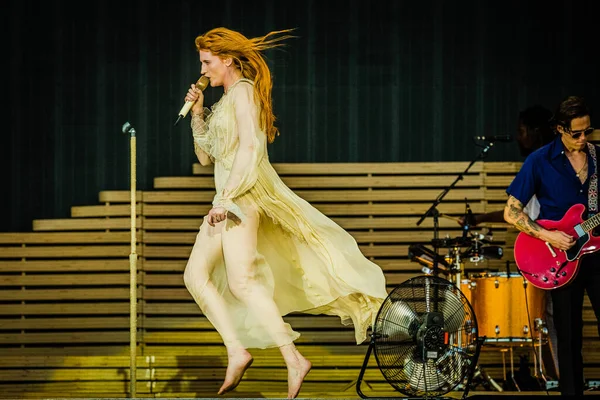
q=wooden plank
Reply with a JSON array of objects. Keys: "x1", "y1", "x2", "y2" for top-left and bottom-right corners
[
  {"x1": 139, "y1": 346, "x2": 571, "y2": 370},
  {"x1": 98, "y1": 190, "x2": 143, "y2": 203},
  {"x1": 141, "y1": 230, "x2": 471, "y2": 245},
  {"x1": 482, "y1": 162, "x2": 523, "y2": 173},
  {"x1": 141, "y1": 189, "x2": 486, "y2": 203},
  {"x1": 141, "y1": 244, "x2": 410, "y2": 258},
  {"x1": 141, "y1": 216, "x2": 465, "y2": 230},
  {"x1": 141, "y1": 203, "x2": 486, "y2": 217},
  {"x1": 149, "y1": 367, "x2": 384, "y2": 382},
  {"x1": 0, "y1": 245, "x2": 137, "y2": 258},
  {"x1": 0, "y1": 346, "x2": 132, "y2": 356},
  {"x1": 485, "y1": 176, "x2": 516, "y2": 187},
  {"x1": 141, "y1": 315, "x2": 359, "y2": 330},
  {"x1": 0, "y1": 303, "x2": 135, "y2": 315},
  {"x1": 71, "y1": 204, "x2": 142, "y2": 218},
  {"x1": 0, "y1": 382, "x2": 150, "y2": 393},
  {"x1": 149, "y1": 351, "x2": 375, "y2": 367},
  {"x1": 330, "y1": 217, "x2": 469, "y2": 229},
  {"x1": 139, "y1": 377, "x2": 524, "y2": 394},
  {"x1": 0, "y1": 273, "x2": 135, "y2": 286},
  {"x1": 0, "y1": 332, "x2": 137, "y2": 344},
  {"x1": 0, "y1": 391, "x2": 131, "y2": 398},
  {"x1": 142, "y1": 259, "x2": 187, "y2": 271},
  {"x1": 140, "y1": 216, "x2": 502, "y2": 232},
  {"x1": 0, "y1": 259, "x2": 133, "y2": 272},
  {"x1": 0, "y1": 355, "x2": 145, "y2": 367},
  {"x1": 193, "y1": 162, "x2": 485, "y2": 175},
  {"x1": 142, "y1": 259, "x2": 421, "y2": 274},
  {"x1": 484, "y1": 188, "x2": 510, "y2": 201},
  {"x1": 141, "y1": 275, "x2": 187, "y2": 287},
  {"x1": 0, "y1": 369, "x2": 144, "y2": 381},
  {"x1": 142, "y1": 218, "x2": 204, "y2": 230},
  {"x1": 154, "y1": 175, "x2": 485, "y2": 189},
  {"x1": 0, "y1": 317, "x2": 131, "y2": 330},
  {"x1": 141, "y1": 271, "x2": 422, "y2": 288},
  {"x1": 0, "y1": 288, "x2": 134, "y2": 301},
  {"x1": 33, "y1": 218, "x2": 141, "y2": 231},
  {"x1": 142, "y1": 330, "x2": 363, "y2": 344},
  {"x1": 0, "y1": 232, "x2": 136, "y2": 244},
  {"x1": 144, "y1": 191, "x2": 216, "y2": 203},
  {"x1": 144, "y1": 341, "x2": 599, "y2": 358}
]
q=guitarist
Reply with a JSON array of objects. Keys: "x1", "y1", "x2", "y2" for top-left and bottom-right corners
[{"x1": 504, "y1": 96, "x2": 598, "y2": 396}]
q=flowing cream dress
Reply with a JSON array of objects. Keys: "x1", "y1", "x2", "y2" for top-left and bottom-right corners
[{"x1": 185, "y1": 78, "x2": 388, "y2": 349}]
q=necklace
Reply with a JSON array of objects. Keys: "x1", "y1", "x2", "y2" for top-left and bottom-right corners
[{"x1": 576, "y1": 159, "x2": 588, "y2": 177}]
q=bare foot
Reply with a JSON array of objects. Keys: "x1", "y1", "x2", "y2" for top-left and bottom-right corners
[
  {"x1": 287, "y1": 354, "x2": 312, "y2": 399},
  {"x1": 218, "y1": 349, "x2": 253, "y2": 395}
]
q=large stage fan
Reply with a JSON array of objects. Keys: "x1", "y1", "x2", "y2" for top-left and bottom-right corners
[{"x1": 356, "y1": 275, "x2": 483, "y2": 399}]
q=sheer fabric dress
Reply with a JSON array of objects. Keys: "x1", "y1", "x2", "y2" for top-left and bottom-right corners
[{"x1": 185, "y1": 78, "x2": 388, "y2": 349}]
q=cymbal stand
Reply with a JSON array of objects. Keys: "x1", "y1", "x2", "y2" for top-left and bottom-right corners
[
  {"x1": 447, "y1": 245, "x2": 463, "y2": 288},
  {"x1": 416, "y1": 141, "x2": 494, "y2": 278}
]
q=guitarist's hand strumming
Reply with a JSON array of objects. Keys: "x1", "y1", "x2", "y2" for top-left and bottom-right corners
[{"x1": 544, "y1": 230, "x2": 575, "y2": 251}]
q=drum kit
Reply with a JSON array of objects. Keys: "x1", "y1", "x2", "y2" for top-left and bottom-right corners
[{"x1": 408, "y1": 206, "x2": 551, "y2": 391}]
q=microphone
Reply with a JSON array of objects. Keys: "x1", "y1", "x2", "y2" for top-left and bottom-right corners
[
  {"x1": 174, "y1": 76, "x2": 210, "y2": 126},
  {"x1": 473, "y1": 135, "x2": 513, "y2": 142},
  {"x1": 121, "y1": 121, "x2": 136, "y2": 136}
]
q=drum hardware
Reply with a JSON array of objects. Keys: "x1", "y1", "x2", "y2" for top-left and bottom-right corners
[
  {"x1": 470, "y1": 365, "x2": 504, "y2": 392},
  {"x1": 408, "y1": 243, "x2": 450, "y2": 276},
  {"x1": 533, "y1": 318, "x2": 550, "y2": 384},
  {"x1": 501, "y1": 347, "x2": 521, "y2": 392}
]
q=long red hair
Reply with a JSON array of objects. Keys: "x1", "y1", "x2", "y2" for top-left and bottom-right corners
[{"x1": 195, "y1": 27, "x2": 295, "y2": 143}]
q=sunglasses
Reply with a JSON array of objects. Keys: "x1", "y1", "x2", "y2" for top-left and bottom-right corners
[{"x1": 566, "y1": 126, "x2": 594, "y2": 139}]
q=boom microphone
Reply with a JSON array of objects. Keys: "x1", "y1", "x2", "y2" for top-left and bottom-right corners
[
  {"x1": 473, "y1": 135, "x2": 513, "y2": 142},
  {"x1": 174, "y1": 76, "x2": 210, "y2": 126}
]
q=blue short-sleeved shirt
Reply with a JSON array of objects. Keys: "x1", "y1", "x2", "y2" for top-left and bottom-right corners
[{"x1": 506, "y1": 135, "x2": 597, "y2": 221}]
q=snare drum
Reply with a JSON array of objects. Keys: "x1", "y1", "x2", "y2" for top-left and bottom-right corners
[{"x1": 460, "y1": 272, "x2": 546, "y2": 345}]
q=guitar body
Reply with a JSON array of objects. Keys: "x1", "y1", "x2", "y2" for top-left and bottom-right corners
[{"x1": 514, "y1": 203, "x2": 600, "y2": 290}]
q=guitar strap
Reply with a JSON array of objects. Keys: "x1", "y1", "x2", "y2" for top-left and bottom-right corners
[{"x1": 588, "y1": 142, "x2": 598, "y2": 216}]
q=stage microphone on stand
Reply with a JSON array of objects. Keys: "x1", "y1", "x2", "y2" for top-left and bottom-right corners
[
  {"x1": 174, "y1": 75, "x2": 210, "y2": 126},
  {"x1": 120, "y1": 121, "x2": 138, "y2": 397}
]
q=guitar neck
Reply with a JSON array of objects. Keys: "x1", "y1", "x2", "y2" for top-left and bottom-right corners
[{"x1": 581, "y1": 213, "x2": 600, "y2": 232}]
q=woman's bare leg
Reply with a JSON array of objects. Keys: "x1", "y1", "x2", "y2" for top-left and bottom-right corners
[
  {"x1": 279, "y1": 344, "x2": 312, "y2": 398},
  {"x1": 184, "y1": 219, "x2": 253, "y2": 394},
  {"x1": 222, "y1": 210, "x2": 311, "y2": 398}
]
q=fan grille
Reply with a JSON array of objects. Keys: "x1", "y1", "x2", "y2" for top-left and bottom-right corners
[{"x1": 373, "y1": 275, "x2": 478, "y2": 397}]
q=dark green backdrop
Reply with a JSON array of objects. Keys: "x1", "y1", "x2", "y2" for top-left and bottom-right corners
[{"x1": 4, "y1": 0, "x2": 598, "y2": 232}]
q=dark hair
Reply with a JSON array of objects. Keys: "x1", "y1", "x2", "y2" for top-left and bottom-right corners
[
  {"x1": 517, "y1": 105, "x2": 554, "y2": 157},
  {"x1": 551, "y1": 96, "x2": 591, "y2": 132}
]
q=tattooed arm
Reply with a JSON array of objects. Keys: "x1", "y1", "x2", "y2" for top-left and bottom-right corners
[
  {"x1": 504, "y1": 196, "x2": 544, "y2": 237},
  {"x1": 504, "y1": 195, "x2": 575, "y2": 250}
]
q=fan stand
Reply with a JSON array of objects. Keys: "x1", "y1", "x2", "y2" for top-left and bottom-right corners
[{"x1": 356, "y1": 334, "x2": 485, "y2": 399}]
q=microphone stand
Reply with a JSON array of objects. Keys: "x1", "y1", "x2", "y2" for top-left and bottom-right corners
[
  {"x1": 121, "y1": 122, "x2": 138, "y2": 398},
  {"x1": 416, "y1": 141, "x2": 495, "y2": 281}
]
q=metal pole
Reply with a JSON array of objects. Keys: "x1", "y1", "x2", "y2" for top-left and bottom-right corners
[
  {"x1": 122, "y1": 122, "x2": 137, "y2": 398},
  {"x1": 129, "y1": 133, "x2": 137, "y2": 398}
]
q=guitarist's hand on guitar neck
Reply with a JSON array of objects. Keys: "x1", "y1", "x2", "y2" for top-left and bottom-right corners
[{"x1": 541, "y1": 229, "x2": 575, "y2": 251}]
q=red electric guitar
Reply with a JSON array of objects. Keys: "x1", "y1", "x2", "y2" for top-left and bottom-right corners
[{"x1": 514, "y1": 203, "x2": 600, "y2": 290}]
